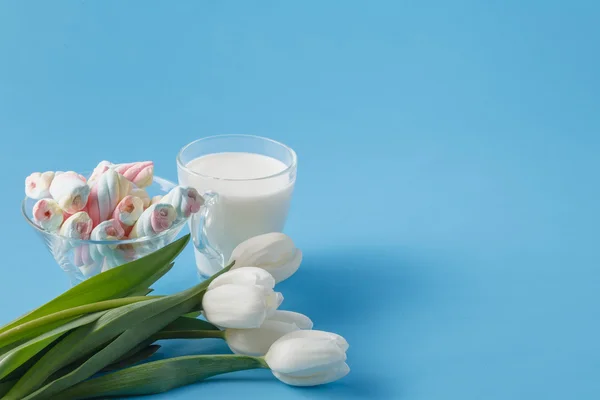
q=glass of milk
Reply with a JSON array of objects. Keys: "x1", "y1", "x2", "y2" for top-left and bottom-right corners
[{"x1": 176, "y1": 135, "x2": 297, "y2": 277}]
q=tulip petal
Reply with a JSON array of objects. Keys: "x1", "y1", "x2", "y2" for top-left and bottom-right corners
[
  {"x1": 229, "y1": 233, "x2": 293, "y2": 263},
  {"x1": 273, "y1": 292, "x2": 284, "y2": 309},
  {"x1": 264, "y1": 249, "x2": 302, "y2": 283},
  {"x1": 273, "y1": 362, "x2": 350, "y2": 386},
  {"x1": 269, "y1": 310, "x2": 313, "y2": 330},
  {"x1": 208, "y1": 267, "x2": 275, "y2": 291},
  {"x1": 202, "y1": 284, "x2": 272, "y2": 329},
  {"x1": 225, "y1": 319, "x2": 299, "y2": 356},
  {"x1": 265, "y1": 330, "x2": 348, "y2": 374},
  {"x1": 229, "y1": 233, "x2": 302, "y2": 283},
  {"x1": 273, "y1": 329, "x2": 349, "y2": 352}
]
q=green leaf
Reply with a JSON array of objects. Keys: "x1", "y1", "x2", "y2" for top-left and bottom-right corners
[
  {"x1": 0, "y1": 340, "x2": 26, "y2": 359},
  {"x1": 161, "y1": 317, "x2": 220, "y2": 332},
  {"x1": 50, "y1": 341, "x2": 162, "y2": 379},
  {"x1": 182, "y1": 311, "x2": 202, "y2": 319},
  {"x1": 0, "y1": 235, "x2": 189, "y2": 335},
  {"x1": 0, "y1": 379, "x2": 16, "y2": 397},
  {"x1": 152, "y1": 317, "x2": 223, "y2": 341},
  {"x1": 101, "y1": 345, "x2": 161, "y2": 373},
  {"x1": 126, "y1": 262, "x2": 175, "y2": 297},
  {"x1": 127, "y1": 288, "x2": 154, "y2": 297},
  {"x1": 0, "y1": 296, "x2": 154, "y2": 350},
  {"x1": 19, "y1": 263, "x2": 235, "y2": 400},
  {"x1": 0, "y1": 335, "x2": 61, "y2": 384},
  {"x1": 20, "y1": 293, "x2": 204, "y2": 400},
  {"x1": 58, "y1": 355, "x2": 266, "y2": 399},
  {"x1": 0, "y1": 312, "x2": 106, "y2": 381},
  {"x1": 5, "y1": 298, "x2": 162, "y2": 399}
]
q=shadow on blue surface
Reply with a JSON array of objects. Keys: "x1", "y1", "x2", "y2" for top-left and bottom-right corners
[{"x1": 274, "y1": 246, "x2": 430, "y2": 399}]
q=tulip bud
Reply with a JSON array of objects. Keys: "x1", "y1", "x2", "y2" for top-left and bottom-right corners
[
  {"x1": 229, "y1": 233, "x2": 302, "y2": 283},
  {"x1": 208, "y1": 266, "x2": 275, "y2": 291},
  {"x1": 225, "y1": 310, "x2": 313, "y2": 356},
  {"x1": 265, "y1": 330, "x2": 350, "y2": 386},
  {"x1": 202, "y1": 267, "x2": 283, "y2": 329}
]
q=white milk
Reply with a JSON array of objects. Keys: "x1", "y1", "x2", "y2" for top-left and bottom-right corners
[{"x1": 179, "y1": 152, "x2": 295, "y2": 275}]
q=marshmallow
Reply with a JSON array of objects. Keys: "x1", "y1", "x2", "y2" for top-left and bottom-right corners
[
  {"x1": 98, "y1": 242, "x2": 137, "y2": 271},
  {"x1": 49, "y1": 171, "x2": 90, "y2": 214},
  {"x1": 89, "y1": 219, "x2": 126, "y2": 263},
  {"x1": 130, "y1": 203, "x2": 177, "y2": 238},
  {"x1": 103, "y1": 245, "x2": 134, "y2": 270},
  {"x1": 60, "y1": 212, "x2": 93, "y2": 239},
  {"x1": 25, "y1": 171, "x2": 55, "y2": 199},
  {"x1": 130, "y1": 188, "x2": 151, "y2": 208},
  {"x1": 113, "y1": 161, "x2": 154, "y2": 188},
  {"x1": 56, "y1": 171, "x2": 87, "y2": 182},
  {"x1": 74, "y1": 245, "x2": 94, "y2": 267},
  {"x1": 32, "y1": 199, "x2": 64, "y2": 231},
  {"x1": 113, "y1": 195, "x2": 144, "y2": 236},
  {"x1": 91, "y1": 219, "x2": 126, "y2": 242},
  {"x1": 161, "y1": 186, "x2": 204, "y2": 220},
  {"x1": 150, "y1": 195, "x2": 163, "y2": 206},
  {"x1": 88, "y1": 160, "x2": 113, "y2": 184},
  {"x1": 87, "y1": 169, "x2": 132, "y2": 227}
]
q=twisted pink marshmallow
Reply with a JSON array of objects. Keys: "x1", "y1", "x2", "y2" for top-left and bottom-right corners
[
  {"x1": 25, "y1": 171, "x2": 55, "y2": 199},
  {"x1": 74, "y1": 244, "x2": 98, "y2": 268},
  {"x1": 130, "y1": 203, "x2": 177, "y2": 238},
  {"x1": 86, "y1": 169, "x2": 132, "y2": 227},
  {"x1": 91, "y1": 219, "x2": 126, "y2": 241},
  {"x1": 89, "y1": 219, "x2": 126, "y2": 264},
  {"x1": 112, "y1": 195, "x2": 144, "y2": 236},
  {"x1": 150, "y1": 195, "x2": 163, "y2": 207},
  {"x1": 113, "y1": 243, "x2": 137, "y2": 263},
  {"x1": 59, "y1": 211, "x2": 93, "y2": 239},
  {"x1": 49, "y1": 172, "x2": 90, "y2": 214},
  {"x1": 161, "y1": 186, "x2": 204, "y2": 220},
  {"x1": 88, "y1": 160, "x2": 112, "y2": 185},
  {"x1": 32, "y1": 199, "x2": 64, "y2": 231},
  {"x1": 113, "y1": 161, "x2": 154, "y2": 188},
  {"x1": 130, "y1": 188, "x2": 151, "y2": 208}
]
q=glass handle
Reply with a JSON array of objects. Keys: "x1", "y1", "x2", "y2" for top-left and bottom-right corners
[{"x1": 190, "y1": 191, "x2": 223, "y2": 275}]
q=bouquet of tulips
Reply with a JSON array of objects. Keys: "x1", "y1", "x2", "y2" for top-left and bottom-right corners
[{"x1": 0, "y1": 233, "x2": 349, "y2": 399}]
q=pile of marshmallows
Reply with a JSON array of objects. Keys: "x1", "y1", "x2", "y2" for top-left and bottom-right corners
[{"x1": 25, "y1": 161, "x2": 204, "y2": 243}]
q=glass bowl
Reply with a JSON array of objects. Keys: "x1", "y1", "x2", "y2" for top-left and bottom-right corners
[{"x1": 22, "y1": 175, "x2": 188, "y2": 286}]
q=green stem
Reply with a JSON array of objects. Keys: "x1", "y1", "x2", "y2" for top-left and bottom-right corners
[
  {"x1": 257, "y1": 356, "x2": 270, "y2": 369},
  {"x1": 151, "y1": 329, "x2": 225, "y2": 341},
  {"x1": 57, "y1": 354, "x2": 268, "y2": 399},
  {"x1": 0, "y1": 296, "x2": 156, "y2": 349}
]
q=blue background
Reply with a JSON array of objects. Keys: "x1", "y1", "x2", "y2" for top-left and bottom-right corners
[{"x1": 1, "y1": 1, "x2": 599, "y2": 399}]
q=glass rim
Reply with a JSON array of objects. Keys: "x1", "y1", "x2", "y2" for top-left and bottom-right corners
[
  {"x1": 176, "y1": 134, "x2": 297, "y2": 182},
  {"x1": 21, "y1": 175, "x2": 188, "y2": 245}
]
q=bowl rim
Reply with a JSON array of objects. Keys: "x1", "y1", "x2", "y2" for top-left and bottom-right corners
[{"x1": 22, "y1": 174, "x2": 189, "y2": 245}]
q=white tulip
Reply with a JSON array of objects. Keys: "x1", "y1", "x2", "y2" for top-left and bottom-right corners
[
  {"x1": 265, "y1": 330, "x2": 350, "y2": 386},
  {"x1": 229, "y1": 232, "x2": 302, "y2": 283},
  {"x1": 225, "y1": 310, "x2": 313, "y2": 356},
  {"x1": 208, "y1": 266, "x2": 275, "y2": 291},
  {"x1": 202, "y1": 267, "x2": 284, "y2": 329}
]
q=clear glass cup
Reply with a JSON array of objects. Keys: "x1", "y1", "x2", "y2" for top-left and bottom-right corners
[
  {"x1": 177, "y1": 135, "x2": 297, "y2": 277},
  {"x1": 22, "y1": 175, "x2": 188, "y2": 286}
]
